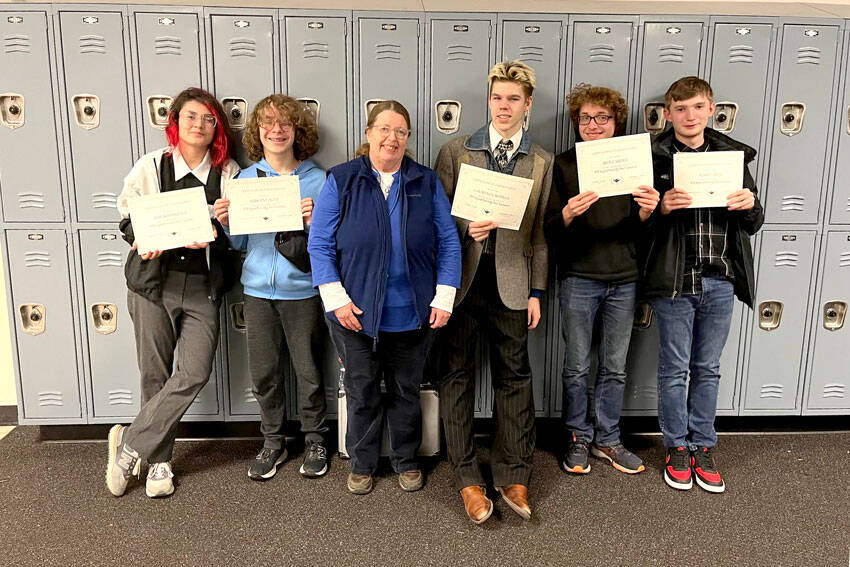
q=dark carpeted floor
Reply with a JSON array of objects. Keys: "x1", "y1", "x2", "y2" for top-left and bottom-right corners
[{"x1": 1, "y1": 426, "x2": 848, "y2": 566}]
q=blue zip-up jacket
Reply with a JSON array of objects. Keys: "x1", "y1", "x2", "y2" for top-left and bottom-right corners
[
  {"x1": 227, "y1": 158, "x2": 326, "y2": 300},
  {"x1": 308, "y1": 155, "x2": 462, "y2": 338}
]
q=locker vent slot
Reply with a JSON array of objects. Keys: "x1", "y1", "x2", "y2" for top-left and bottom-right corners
[
  {"x1": 154, "y1": 36, "x2": 182, "y2": 56},
  {"x1": 243, "y1": 388, "x2": 257, "y2": 403},
  {"x1": 588, "y1": 44, "x2": 615, "y2": 63},
  {"x1": 446, "y1": 44, "x2": 473, "y2": 62},
  {"x1": 759, "y1": 384, "x2": 783, "y2": 398},
  {"x1": 38, "y1": 391, "x2": 64, "y2": 407},
  {"x1": 374, "y1": 43, "x2": 401, "y2": 61},
  {"x1": 822, "y1": 384, "x2": 846, "y2": 399},
  {"x1": 302, "y1": 41, "x2": 329, "y2": 59},
  {"x1": 517, "y1": 45, "x2": 543, "y2": 63},
  {"x1": 229, "y1": 37, "x2": 256, "y2": 58},
  {"x1": 629, "y1": 385, "x2": 656, "y2": 401},
  {"x1": 839, "y1": 252, "x2": 850, "y2": 268},
  {"x1": 796, "y1": 47, "x2": 821, "y2": 65},
  {"x1": 108, "y1": 389, "x2": 134, "y2": 405},
  {"x1": 97, "y1": 251, "x2": 123, "y2": 267},
  {"x1": 18, "y1": 192, "x2": 45, "y2": 209},
  {"x1": 657, "y1": 43, "x2": 684, "y2": 63},
  {"x1": 79, "y1": 34, "x2": 106, "y2": 54},
  {"x1": 728, "y1": 44, "x2": 754, "y2": 64},
  {"x1": 92, "y1": 192, "x2": 118, "y2": 209},
  {"x1": 3, "y1": 34, "x2": 30, "y2": 54},
  {"x1": 780, "y1": 195, "x2": 805, "y2": 211},
  {"x1": 774, "y1": 251, "x2": 799, "y2": 267},
  {"x1": 24, "y1": 251, "x2": 50, "y2": 268}
]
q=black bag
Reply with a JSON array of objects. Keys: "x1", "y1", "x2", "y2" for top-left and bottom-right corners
[{"x1": 274, "y1": 230, "x2": 311, "y2": 273}]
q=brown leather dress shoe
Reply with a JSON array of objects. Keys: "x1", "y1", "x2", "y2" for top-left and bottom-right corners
[
  {"x1": 497, "y1": 484, "x2": 531, "y2": 520},
  {"x1": 460, "y1": 485, "x2": 493, "y2": 524}
]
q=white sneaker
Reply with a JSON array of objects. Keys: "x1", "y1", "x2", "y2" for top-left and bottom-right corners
[
  {"x1": 105, "y1": 424, "x2": 140, "y2": 497},
  {"x1": 146, "y1": 462, "x2": 175, "y2": 498}
]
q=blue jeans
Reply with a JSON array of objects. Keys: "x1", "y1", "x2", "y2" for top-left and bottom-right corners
[
  {"x1": 652, "y1": 277, "x2": 734, "y2": 449},
  {"x1": 559, "y1": 276, "x2": 636, "y2": 446}
]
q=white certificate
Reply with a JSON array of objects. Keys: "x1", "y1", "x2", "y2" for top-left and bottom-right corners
[
  {"x1": 450, "y1": 163, "x2": 533, "y2": 231},
  {"x1": 575, "y1": 133, "x2": 654, "y2": 197},
  {"x1": 128, "y1": 188, "x2": 214, "y2": 255},
  {"x1": 674, "y1": 151, "x2": 744, "y2": 208},
  {"x1": 226, "y1": 176, "x2": 303, "y2": 236}
]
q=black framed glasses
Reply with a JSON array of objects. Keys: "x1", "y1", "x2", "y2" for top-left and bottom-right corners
[{"x1": 577, "y1": 114, "x2": 613, "y2": 126}]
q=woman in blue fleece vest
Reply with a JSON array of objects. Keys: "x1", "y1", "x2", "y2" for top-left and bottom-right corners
[{"x1": 213, "y1": 95, "x2": 330, "y2": 481}]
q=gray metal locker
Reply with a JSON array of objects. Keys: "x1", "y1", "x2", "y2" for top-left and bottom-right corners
[
  {"x1": 5, "y1": 229, "x2": 82, "y2": 421},
  {"x1": 828, "y1": 28, "x2": 850, "y2": 226},
  {"x1": 742, "y1": 230, "x2": 817, "y2": 413},
  {"x1": 804, "y1": 231, "x2": 850, "y2": 412},
  {"x1": 0, "y1": 9, "x2": 66, "y2": 223},
  {"x1": 57, "y1": 9, "x2": 135, "y2": 223},
  {"x1": 499, "y1": 15, "x2": 565, "y2": 152},
  {"x1": 206, "y1": 8, "x2": 277, "y2": 168},
  {"x1": 223, "y1": 286, "x2": 261, "y2": 418},
  {"x1": 281, "y1": 11, "x2": 352, "y2": 169},
  {"x1": 764, "y1": 23, "x2": 840, "y2": 225},
  {"x1": 354, "y1": 13, "x2": 423, "y2": 159},
  {"x1": 634, "y1": 19, "x2": 706, "y2": 136},
  {"x1": 131, "y1": 8, "x2": 205, "y2": 154}
]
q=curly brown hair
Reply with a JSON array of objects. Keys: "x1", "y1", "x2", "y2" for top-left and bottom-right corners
[
  {"x1": 242, "y1": 94, "x2": 319, "y2": 162},
  {"x1": 567, "y1": 84, "x2": 629, "y2": 136}
]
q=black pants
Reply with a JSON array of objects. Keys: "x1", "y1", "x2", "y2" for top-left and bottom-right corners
[
  {"x1": 330, "y1": 322, "x2": 432, "y2": 476},
  {"x1": 437, "y1": 254, "x2": 536, "y2": 490}
]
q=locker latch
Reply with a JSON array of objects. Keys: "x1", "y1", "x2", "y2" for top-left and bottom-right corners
[
  {"x1": 823, "y1": 301, "x2": 847, "y2": 331},
  {"x1": 297, "y1": 98, "x2": 320, "y2": 126},
  {"x1": 72, "y1": 94, "x2": 100, "y2": 130},
  {"x1": 434, "y1": 100, "x2": 461, "y2": 134},
  {"x1": 0, "y1": 93, "x2": 25, "y2": 129},
  {"x1": 633, "y1": 302, "x2": 653, "y2": 329},
  {"x1": 712, "y1": 102, "x2": 738, "y2": 134},
  {"x1": 91, "y1": 303, "x2": 118, "y2": 334},
  {"x1": 364, "y1": 98, "x2": 387, "y2": 120},
  {"x1": 230, "y1": 302, "x2": 246, "y2": 333},
  {"x1": 846, "y1": 106, "x2": 849, "y2": 136},
  {"x1": 222, "y1": 97, "x2": 247, "y2": 130},
  {"x1": 758, "y1": 300, "x2": 783, "y2": 331},
  {"x1": 146, "y1": 95, "x2": 173, "y2": 129},
  {"x1": 643, "y1": 102, "x2": 666, "y2": 134},
  {"x1": 779, "y1": 102, "x2": 805, "y2": 137},
  {"x1": 19, "y1": 303, "x2": 45, "y2": 336},
  {"x1": 522, "y1": 108, "x2": 532, "y2": 131}
]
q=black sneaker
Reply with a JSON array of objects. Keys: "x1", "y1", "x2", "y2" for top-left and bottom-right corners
[
  {"x1": 248, "y1": 447, "x2": 287, "y2": 481},
  {"x1": 591, "y1": 442, "x2": 645, "y2": 474},
  {"x1": 299, "y1": 441, "x2": 329, "y2": 478},
  {"x1": 561, "y1": 432, "x2": 591, "y2": 474},
  {"x1": 664, "y1": 446, "x2": 693, "y2": 490},
  {"x1": 692, "y1": 446, "x2": 725, "y2": 493}
]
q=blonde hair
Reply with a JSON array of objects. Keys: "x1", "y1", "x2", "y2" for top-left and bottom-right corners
[{"x1": 488, "y1": 60, "x2": 536, "y2": 98}]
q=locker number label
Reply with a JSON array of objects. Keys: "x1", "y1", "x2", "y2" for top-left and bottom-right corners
[
  {"x1": 308, "y1": 22, "x2": 324, "y2": 30},
  {"x1": 27, "y1": 234, "x2": 44, "y2": 240},
  {"x1": 381, "y1": 23, "x2": 397, "y2": 31},
  {"x1": 234, "y1": 20, "x2": 250, "y2": 28},
  {"x1": 158, "y1": 17, "x2": 175, "y2": 26},
  {"x1": 595, "y1": 26, "x2": 611, "y2": 34},
  {"x1": 524, "y1": 26, "x2": 540, "y2": 33},
  {"x1": 101, "y1": 234, "x2": 117, "y2": 241},
  {"x1": 782, "y1": 235, "x2": 797, "y2": 241},
  {"x1": 453, "y1": 25, "x2": 469, "y2": 32},
  {"x1": 7, "y1": 16, "x2": 23, "y2": 24},
  {"x1": 82, "y1": 16, "x2": 99, "y2": 25}
]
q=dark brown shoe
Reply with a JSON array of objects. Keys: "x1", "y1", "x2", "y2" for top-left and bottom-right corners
[
  {"x1": 460, "y1": 485, "x2": 493, "y2": 524},
  {"x1": 497, "y1": 484, "x2": 531, "y2": 520}
]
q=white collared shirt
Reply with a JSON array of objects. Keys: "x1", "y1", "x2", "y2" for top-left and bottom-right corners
[
  {"x1": 488, "y1": 122, "x2": 523, "y2": 164},
  {"x1": 172, "y1": 148, "x2": 212, "y2": 185}
]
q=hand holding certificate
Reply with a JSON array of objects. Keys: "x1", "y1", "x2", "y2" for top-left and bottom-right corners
[
  {"x1": 226, "y1": 176, "x2": 304, "y2": 235},
  {"x1": 575, "y1": 133, "x2": 654, "y2": 197},
  {"x1": 673, "y1": 151, "x2": 744, "y2": 208},
  {"x1": 450, "y1": 163, "x2": 533, "y2": 231},
  {"x1": 129, "y1": 188, "x2": 215, "y2": 255}
]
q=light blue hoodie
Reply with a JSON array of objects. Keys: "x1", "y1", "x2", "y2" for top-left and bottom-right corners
[{"x1": 227, "y1": 158, "x2": 326, "y2": 300}]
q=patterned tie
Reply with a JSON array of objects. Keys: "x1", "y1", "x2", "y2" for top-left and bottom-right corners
[{"x1": 495, "y1": 139, "x2": 513, "y2": 170}]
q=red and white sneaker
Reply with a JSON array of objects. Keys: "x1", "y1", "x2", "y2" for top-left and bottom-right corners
[
  {"x1": 692, "y1": 446, "x2": 726, "y2": 493},
  {"x1": 664, "y1": 446, "x2": 693, "y2": 490}
]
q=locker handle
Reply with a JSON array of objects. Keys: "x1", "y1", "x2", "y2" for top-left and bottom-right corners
[
  {"x1": 779, "y1": 102, "x2": 805, "y2": 137},
  {"x1": 633, "y1": 302, "x2": 653, "y2": 329},
  {"x1": 846, "y1": 106, "x2": 850, "y2": 136},
  {"x1": 823, "y1": 301, "x2": 847, "y2": 331},
  {"x1": 434, "y1": 100, "x2": 461, "y2": 134},
  {"x1": 19, "y1": 303, "x2": 46, "y2": 336},
  {"x1": 758, "y1": 300, "x2": 783, "y2": 331},
  {"x1": 364, "y1": 98, "x2": 387, "y2": 120},
  {"x1": 230, "y1": 302, "x2": 246, "y2": 333},
  {"x1": 91, "y1": 303, "x2": 118, "y2": 335},
  {"x1": 0, "y1": 93, "x2": 25, "y2": 129},
  {"x1": 712, "y1": 102, "x2": 738, "y2": 134},
  {"x1": 643, "y1": 102, "x2": 666, "y2": 135},
  {"x1": 297, "y1": 98, "x2": 320, "y2": 126},
  {"x1": 146, "y1": 95, "x2": 173, "y2": 129},
  {"x1": 72, "y1": 94, "x2": 100, "y2": 130},
  {"x1": 222, "y1": 97, "x2": 247, "y2": 130}
]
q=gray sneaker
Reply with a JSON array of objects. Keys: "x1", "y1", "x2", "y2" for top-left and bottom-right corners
[
  {"x1": 398, "y1": 470, "x2": 424, "y2": 492},
  {"x1": 146, "y1": 462, "x2": 175, "y2": 498},
  {"x1": 347, "y1": 473, "x2": 373, "y2": 495},
  {"x1": 591, "y1": 442, "x2": 645, "y2": 474},
  {"x1": 299, "y1": 441, "x2": 329, "y2": 478},
  {"x1": 105, "y1": 424, "x2": 141, "y2": 497},
  {"x1": 248, "y1": 447, "x2": 287, "y2": 481}
]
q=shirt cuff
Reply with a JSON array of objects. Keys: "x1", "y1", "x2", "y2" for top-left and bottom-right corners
[
  {"x1": 529, "y1": 289, "x2": 543, "y2": 300},
  {"x1": 318, "y1": 281, "x2": 351, "y2": 312},
  {"x1": 430, "y1": 284, "x2": 456, "y2": 313}
]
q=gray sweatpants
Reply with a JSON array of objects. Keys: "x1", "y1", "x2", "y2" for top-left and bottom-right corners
[
  {"x1": 243, "y1": 294, "x2": 328, "y2": 449},
  {"x1": 124, "y1": 271, "x2": 220, "y2": 463}
]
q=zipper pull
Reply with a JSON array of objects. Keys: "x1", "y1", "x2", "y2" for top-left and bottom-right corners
[{"x1": 372, "y1": 336, "x2": 378, "y2": 352}]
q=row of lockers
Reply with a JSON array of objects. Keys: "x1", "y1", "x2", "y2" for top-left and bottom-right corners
[
  {"x1": 2, "y1": 7, "x2": 850, "y2": 227},
  {"x1": 5, "y1": 226, "x2": 849, "y2": 423}
]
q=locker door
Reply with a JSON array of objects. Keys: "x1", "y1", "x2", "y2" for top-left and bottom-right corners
[
  {"x1": 501, "y1": 18, "x2": 563, "y2": 152},
  {"x1": 717, "y1": 303, "x2": 744, "y2": 413},
  {"x1": 765, "y1": 24, "x2": 839, "y2": 224},
  {"x1": 6, "y1": 230, "x2": 81, "y2": 420},
  {"x1": 356, "y1": 15, "x2": 422, "y2": 158},
  {"x1": 623, "y1": 309, "x2": 659, "y2": 413},
  {"x1": 209, "y1": 12, "x2": 275, "y2": 167},
  {"x1": 805, "y1": 232, "x2": 850, "y2": 411},
  {"x1": 427, "y1": 16, "x2": 494, "y2": 166},
  {"x1": 0, "y1": 11, "x2": 65, "y2": 222},
  {"x1": 223, "y1": 285, "x2": 260, "y2": 417},
  {"x1": 742, "y1": 230, "x2": 816, "y2": 412},
  {"x1": 79, "y1": 230, "x2": 139, "y2": 418},
  {"x1": 286, "y1": 326, "x2": 339, "y2": 420},
  {"x1": 635, "y1": 21, "x2": 704, "y2": 136},
  {"x1": 133, "y1": 11, "x2": 203, "y2": 153},
  {"x1": 283, "y1": 14, "x2": 350, "y2": 169},
  {"x1": 828, "y1": 29, "x2": 850, "y2": 226},
  {"x1": 59, "y1": 11, "x2": 134, "y2": 222}
]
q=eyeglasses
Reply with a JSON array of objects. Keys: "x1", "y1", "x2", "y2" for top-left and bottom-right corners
[
  {"x1": 371, "y1": 125, "x2": 411, "y2": 139},
  {"x1": 179, "y1": 110, "x2": 217, "y2": 128},
  {"x1": 258, "y1": 116, "x2": 294, "y2": 131},
  {"x1": 578, "y1": 114, "x2": 613, "y2": 126}
]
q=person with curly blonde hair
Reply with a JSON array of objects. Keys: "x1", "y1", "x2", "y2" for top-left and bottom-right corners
[{"x1": 214, "y1": 94, "x2": 331, "y2": 481}]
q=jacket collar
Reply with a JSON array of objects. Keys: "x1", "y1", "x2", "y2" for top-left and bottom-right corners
[
  {"x1": 465, "y1": 123, "x2": 532, "y2": 156},
  {"x1": 356, "y1": 155, "x2": 423, "y2": 184},
  {"x1": 653, "y1": 127, "x2": 757, "y2": 163}
]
